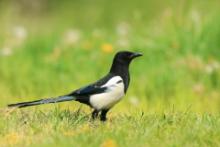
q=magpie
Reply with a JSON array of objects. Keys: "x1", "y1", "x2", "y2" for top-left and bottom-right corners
[{"x1": 8, "y1": 51, "x2": 142, "y2": 121}]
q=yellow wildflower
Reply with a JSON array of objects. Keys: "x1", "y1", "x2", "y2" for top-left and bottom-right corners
[
  {"x1": 101, "y1": 139, "x2": 117, "y2": 147},
  {"x1": 4, "y1": 132, "x2": 22, "y2": 145},
  {"x1": 101, "y1": 43, "x2": 114, "y2": 53}
]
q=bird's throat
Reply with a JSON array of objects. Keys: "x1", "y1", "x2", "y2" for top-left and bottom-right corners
[{"x1": 109, "y1": 62, "x2": 130, "y2": 93}]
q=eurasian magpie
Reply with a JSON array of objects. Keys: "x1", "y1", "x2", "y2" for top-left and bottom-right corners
[{"x1": 8, "y1": 51, "x2": 142, "y2": 121}]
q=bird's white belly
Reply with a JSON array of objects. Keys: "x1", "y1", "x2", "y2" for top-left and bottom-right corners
[{"x1": 90, "y1": 76, "x2": 125, "y2": 110}]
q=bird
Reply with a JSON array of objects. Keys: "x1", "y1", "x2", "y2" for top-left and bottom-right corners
[{"x1": 8, "y1": 51, "x2": 142, "y2": 121}]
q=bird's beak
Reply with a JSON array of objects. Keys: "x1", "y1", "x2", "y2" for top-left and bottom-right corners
[{"x1": 131, "y1": 52, "x2": 143, "y2": 59}]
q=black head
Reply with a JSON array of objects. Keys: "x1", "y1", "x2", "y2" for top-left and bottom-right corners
[
  {"x1": 110, "y1": 51, "x2": 142, "y2": 74},
  {"x1": 113, "y1": 51, "x2": 142, "y2": 65},
  {"x1": 109, "y1": 50, "x2": 142, "y2": 92}
]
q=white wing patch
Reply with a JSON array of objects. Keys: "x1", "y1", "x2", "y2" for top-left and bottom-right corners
[
  {"x1": 101, "y1": 76, "x2": 123, "y2": 88},
  {"x1": 90, "y1": 76, "x2": 125, "y2": 110}
]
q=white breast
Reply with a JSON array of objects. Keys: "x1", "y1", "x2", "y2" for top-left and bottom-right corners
[{"x1": 90, "y1": 76, "x2": 125, "y2": 110}]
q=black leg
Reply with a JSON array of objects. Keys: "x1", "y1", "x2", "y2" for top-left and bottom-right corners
[
  {"x1": 92, "y1": 109, "x2": 99, "y2": 120},
  {"x1": 100, "y1": 109, "x2": 109, "y2": 121}
]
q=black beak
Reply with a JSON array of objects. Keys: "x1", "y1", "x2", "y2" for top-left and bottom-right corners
[{"x1": 131, "y1": 52, "x2": 143, "y2": 59}]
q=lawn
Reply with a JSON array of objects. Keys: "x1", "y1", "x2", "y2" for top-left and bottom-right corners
[{"x1": 0, "y1": 0, "x2": 220, "y2": 146}]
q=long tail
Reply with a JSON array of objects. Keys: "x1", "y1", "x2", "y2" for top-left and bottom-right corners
[{"x1": 7, "y1": 95, "x2": 76, "y2": 108}]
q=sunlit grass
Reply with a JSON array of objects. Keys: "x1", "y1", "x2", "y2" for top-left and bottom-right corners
[{"x1": 1, "y1": 108, "x2": 220, "y2": 147}]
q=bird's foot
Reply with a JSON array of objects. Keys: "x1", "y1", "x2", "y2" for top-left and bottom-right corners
[
  {"x1": 91, "y1": 109, "x2": 99, "y2": 120},
  {"x1": 100, "y1": 116, "x2": 107, "y2": 122}
]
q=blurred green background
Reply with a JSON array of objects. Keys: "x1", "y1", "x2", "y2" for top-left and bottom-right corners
[
  {"x1": 0, "y1": 0, "x2": 220, "y2": 146},
  {"x1": 0, "y1": 0, "x2": 220, "y2": 112}
]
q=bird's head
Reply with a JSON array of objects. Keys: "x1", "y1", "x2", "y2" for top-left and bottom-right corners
[
  {"x1": 110, "y1": 51, "x2": 142, "y2": 74},
  {"x1": 113, "y1": 51, "x2": 142, "y2": 65}
]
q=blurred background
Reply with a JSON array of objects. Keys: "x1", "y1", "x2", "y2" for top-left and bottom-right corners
[{"x1": 0, "y1": 0, "x2": 219, "y2": 113}]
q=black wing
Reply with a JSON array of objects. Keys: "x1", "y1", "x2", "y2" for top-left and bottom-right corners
[
  {"x1": 68, "y1": 73, "x2": 115, "y2": 97},
  {"x1": 70, "y1": 84, "x2": 107, "y2": 96}
]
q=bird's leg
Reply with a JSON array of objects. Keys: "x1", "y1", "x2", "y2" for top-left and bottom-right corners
[
  {"x1": 100, "y1": 109, "x2": 109, "y2": 121},
  {"x1": 92, "y1": 109, "x2": 99, "y2": 120}
]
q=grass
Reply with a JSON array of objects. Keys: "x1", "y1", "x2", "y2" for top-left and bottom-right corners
[
  {"x1": 0, "y1": 0, "x2": 220, "y2": 146},
  {"x1": 1, "y1": 108, "x2": 220, "y2": 147}
]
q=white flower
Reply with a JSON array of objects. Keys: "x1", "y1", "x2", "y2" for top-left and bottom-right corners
[
  {"x1": 189, "y1": 10, "x2": 202, "y2": 34},
  {"x1": 205, "y1": 65, "x2": 213, "y2": 74},
  {"x1": 116, "y1": 22, "x2": 130, "y2": 37},
  {"x1": 12, "y1": 26, "x2": 27, "y2": 40},
  {"x1": 129, "y1": 96, "x2": 140, "y2": 106},
  {"x1": 63, "y1": 29, "x2": 81, "y2": 45},
  {"x1": 205, "y1": 61, "x2": 220, "y2": 74},
  {"x1": 0, "y1": 47, "x2": 13, "y2": 56},
  {"x1": 117, "y1": 38, "x2": 129, "y2": 48},
  {"x1": 190, "y1": 10, "x2": 201, "y2": 26}
]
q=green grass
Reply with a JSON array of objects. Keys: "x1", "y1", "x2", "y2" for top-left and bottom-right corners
[
  {"x1": 0, "y1": 0, "x2": 220, "y2": 146},
  {"x1": 1, "y1": 108, "x2": 220, "y2": 147}
]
